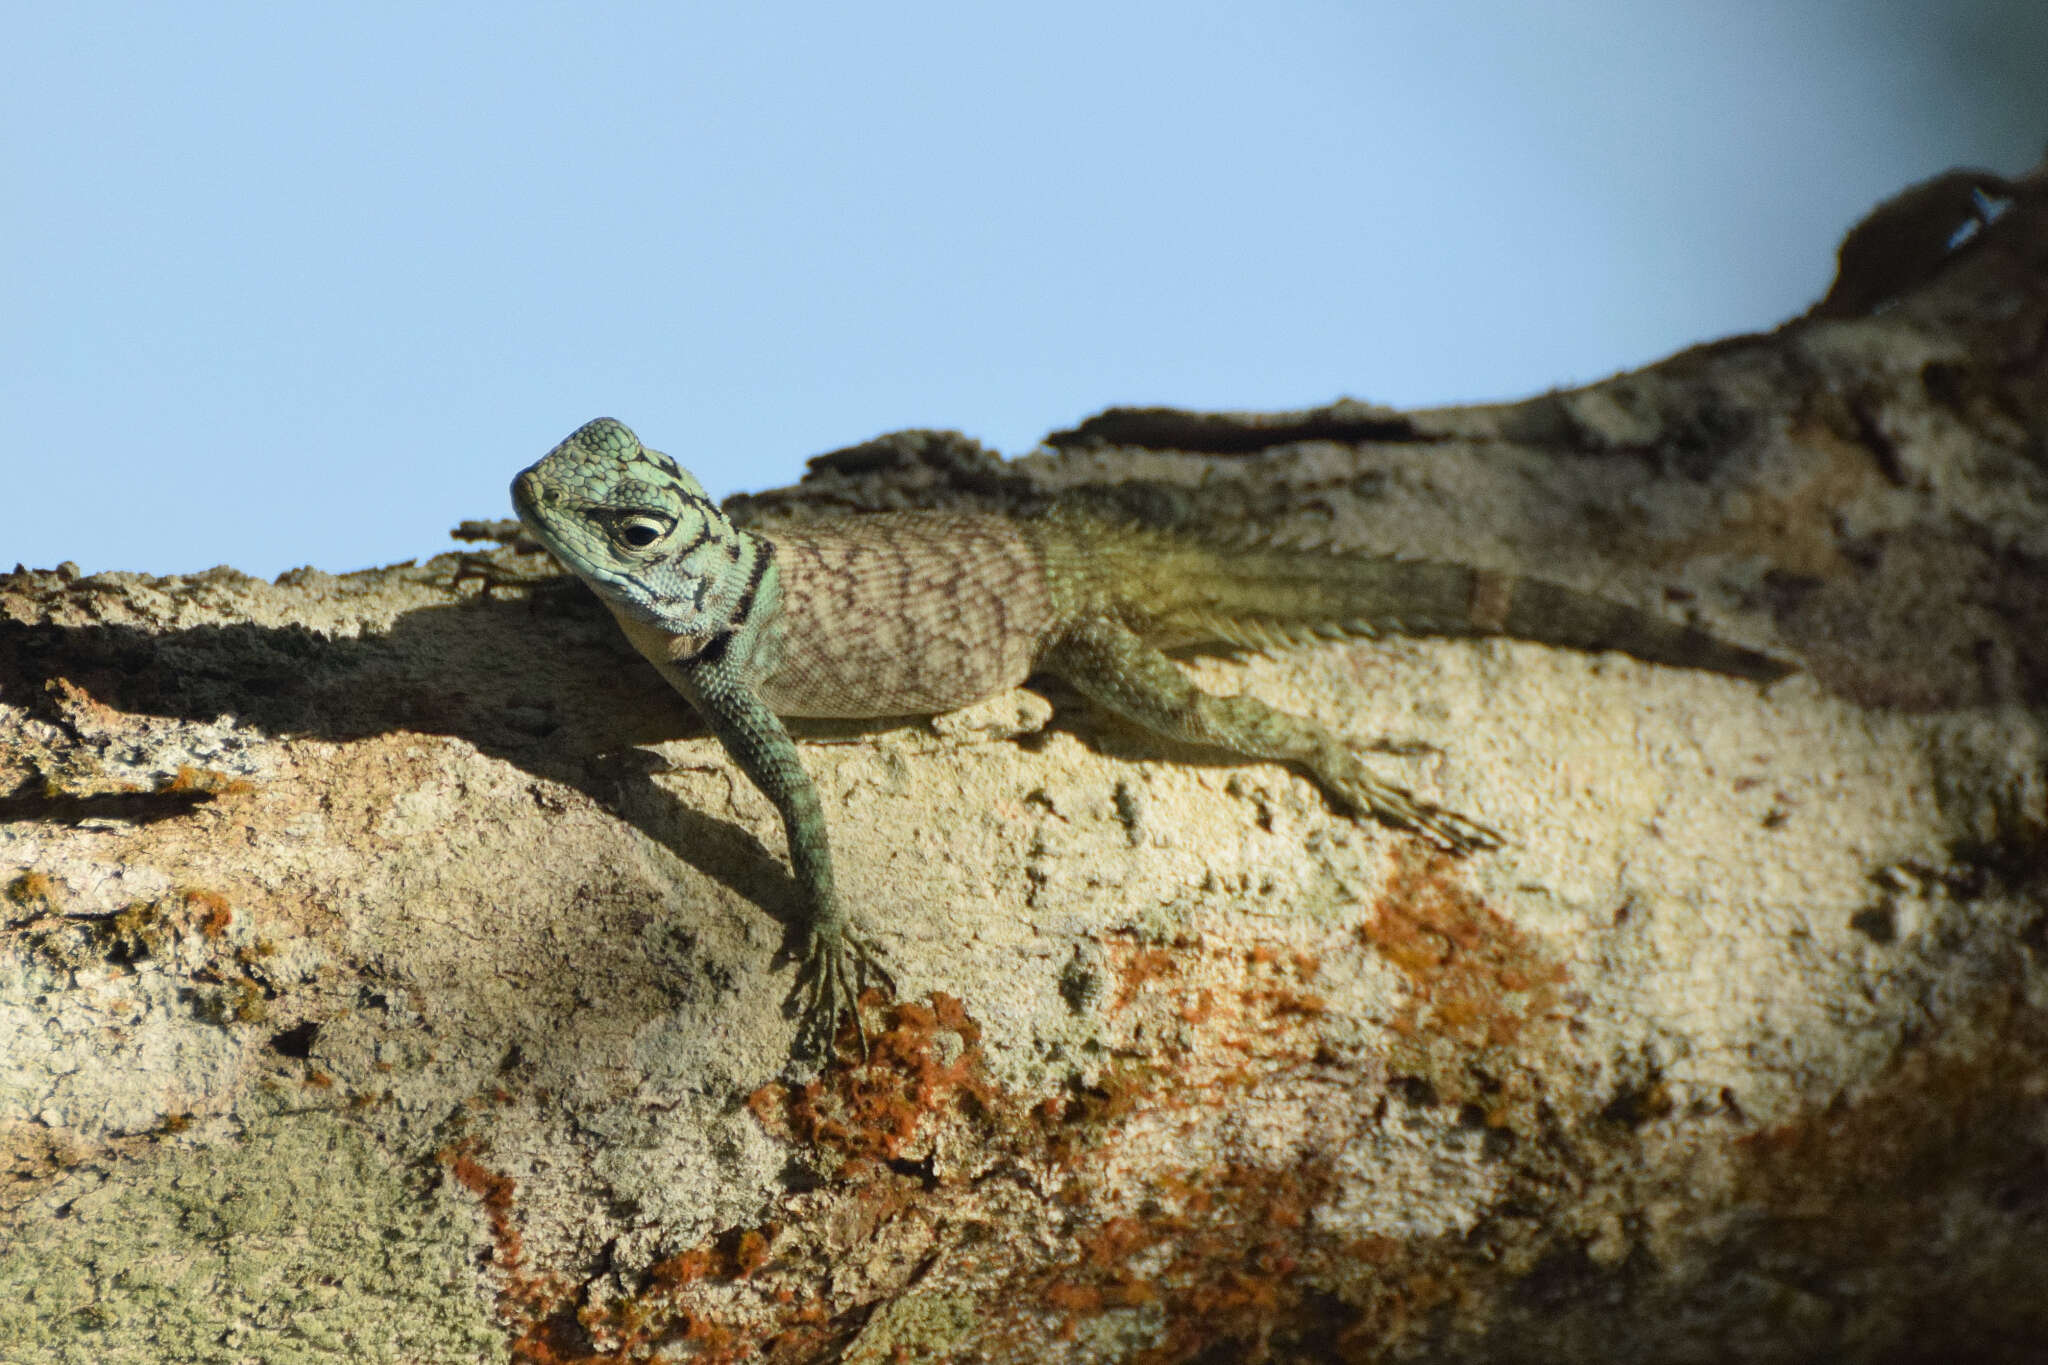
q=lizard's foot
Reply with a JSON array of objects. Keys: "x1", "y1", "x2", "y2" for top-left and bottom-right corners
[
  {"x1": 788, "y1": 926, "x2": 896, "y2": 1060},
  {"x1": 1391, "y1": 796, "x2": 1503, "y2": 855},
  {"x1": 1321, "y1": 767, "x2": 1503, "y2": 855}
]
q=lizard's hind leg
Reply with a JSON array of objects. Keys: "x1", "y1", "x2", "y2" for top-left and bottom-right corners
[{"x1": 1044, "y1": 616, "x2": 1501, "y2": 854}]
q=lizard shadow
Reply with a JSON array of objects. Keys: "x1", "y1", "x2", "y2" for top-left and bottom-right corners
[
  {"x1": 0, "y1": 563, "x2": 1513, "y2": 897},
  {"x1": 0, "y1": 569, "x2": 1417, "y2": 960},
  {"x1": 0, "y1": 568, "x2": 820, "y2": 943}
]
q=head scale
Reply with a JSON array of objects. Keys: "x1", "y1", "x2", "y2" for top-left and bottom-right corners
[{"x1": 511, "y1": 417, "x2": 760, "y2": 634}]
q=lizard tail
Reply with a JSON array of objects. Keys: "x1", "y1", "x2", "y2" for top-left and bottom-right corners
[{"x1": 1077, "y1": 529, "x2": 1793, "y2": 684}]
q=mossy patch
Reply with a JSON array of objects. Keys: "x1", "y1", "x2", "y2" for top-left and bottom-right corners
[{"x1": 0, "y1": 1115, "x2": 498, "y2": 1365}]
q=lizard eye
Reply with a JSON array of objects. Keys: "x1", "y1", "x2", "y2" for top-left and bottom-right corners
[{"x1": 617, "y1": 515, "x2": 669, "y2": 549}]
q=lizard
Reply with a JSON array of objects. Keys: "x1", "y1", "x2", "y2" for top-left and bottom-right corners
[{"x1": 511, "y1": 416, "x2": 1793, "y2": 1056}]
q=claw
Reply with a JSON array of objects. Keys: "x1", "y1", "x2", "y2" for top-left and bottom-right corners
[
  {"x1": 1328, "y1": 771, "x2": 1504, "y2": 856},
  {"x1": 1412, "y1": 803, "x2": 1504, "y2": 855},
  {"x1": 788, "y1": 927, "x2": 895, "y2": 1060}
]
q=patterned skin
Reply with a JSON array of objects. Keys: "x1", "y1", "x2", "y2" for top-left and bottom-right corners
[{"x1": 513, "y1": 417, "x2": 1790, "y2": 1055}]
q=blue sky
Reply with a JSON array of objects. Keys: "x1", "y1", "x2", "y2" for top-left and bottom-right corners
[{"x1": 6, "y1": 3, "x2": 2041, "y2": 577}]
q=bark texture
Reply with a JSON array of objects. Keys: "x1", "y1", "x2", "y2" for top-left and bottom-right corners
[{"x1": 4, "y1": 161, "x2": 2047, "y2": 1364}]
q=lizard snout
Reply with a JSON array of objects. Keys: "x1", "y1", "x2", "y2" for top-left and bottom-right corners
[{"x1": 510, "y1": 468, "x2": 551, "y2": 518}]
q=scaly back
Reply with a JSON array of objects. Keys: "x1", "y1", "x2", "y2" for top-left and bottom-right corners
[{"x1": 757, "y1": 513, "x2": 1055, "y2": 718}]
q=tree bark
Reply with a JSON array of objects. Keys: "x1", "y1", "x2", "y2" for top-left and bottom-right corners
[{"x1": 4, "y1": 159, "x2": 2046, "y2": 1364}]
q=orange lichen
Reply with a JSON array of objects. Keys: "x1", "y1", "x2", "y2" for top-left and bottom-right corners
[
  {"x1": 520, "y1": 1213, "x2": 813, "y2": 1363},
  {"x1": 506, "y1": 996, "x2": 1009, "y2": 1361},
  {"x1": 1256, "y1": 989, "x2": 1327, "y2": 1019},
  {"x1": 1109, "y1": 939, "x2": 1184, "y2": 1012},
  {"x1": 442, "y1": 1142, "x2": 552, "y2": 1348},
  {"x1": 447, "y1": 903, "x2": 1577, "y2": 1362},
  {"x1": 1002, "y1": 1152, "x2": 1383, "y2": 1357},
  {"x1": 443, "y1": 1143, "x2": 521, "y2": 1268},
  {"x1": 183, "y1": 888, "x2": 233, "y2": 937},
  {"x1": 1037, "y1": 1060, "x2": 1168, "y2": 1170},
  {"x1": 160, "y1": 765, "x2": 256, "y2": 797},
  {"x1": 745, "y1": 1082, "x2": 785, "y2": 1129},
  {"x1": 647, "y1": 1247, "x2": 717, "y2": 1292},
  {"x1": 733, "y1": 1229, "x2": 771, "y2": 1278},
  {"x1": 1358, "y1": 850, "x2": 1570, "y2": 1051},
  {"x1": 439, "y1": 1139, "x2": 585, "y2": 1363},
  {"x1": 768, "y1": 992, "x2": 998, "y2": 1166}
]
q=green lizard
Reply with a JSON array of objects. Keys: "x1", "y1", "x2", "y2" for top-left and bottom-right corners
[{"x1": 512, "y1": 417, "x2": 1790, "y2": 1055}]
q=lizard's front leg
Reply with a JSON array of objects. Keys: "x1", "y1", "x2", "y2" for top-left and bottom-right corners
[
  {"x1": 678, "y1": 646, "x2": 893, "y2": 1056},
  {"x1": 1045, "y1": 615, "x2": 1502, "y2": 853}
]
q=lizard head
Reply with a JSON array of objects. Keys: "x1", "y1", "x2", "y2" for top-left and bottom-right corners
[{"x1": 512, "y1": 417, "x2": 753, "y2": 633}]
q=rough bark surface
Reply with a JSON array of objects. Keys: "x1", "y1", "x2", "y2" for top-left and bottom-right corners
[{"x1": 4, "y1": 162, "x2": 2047, "y2": 1364}]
